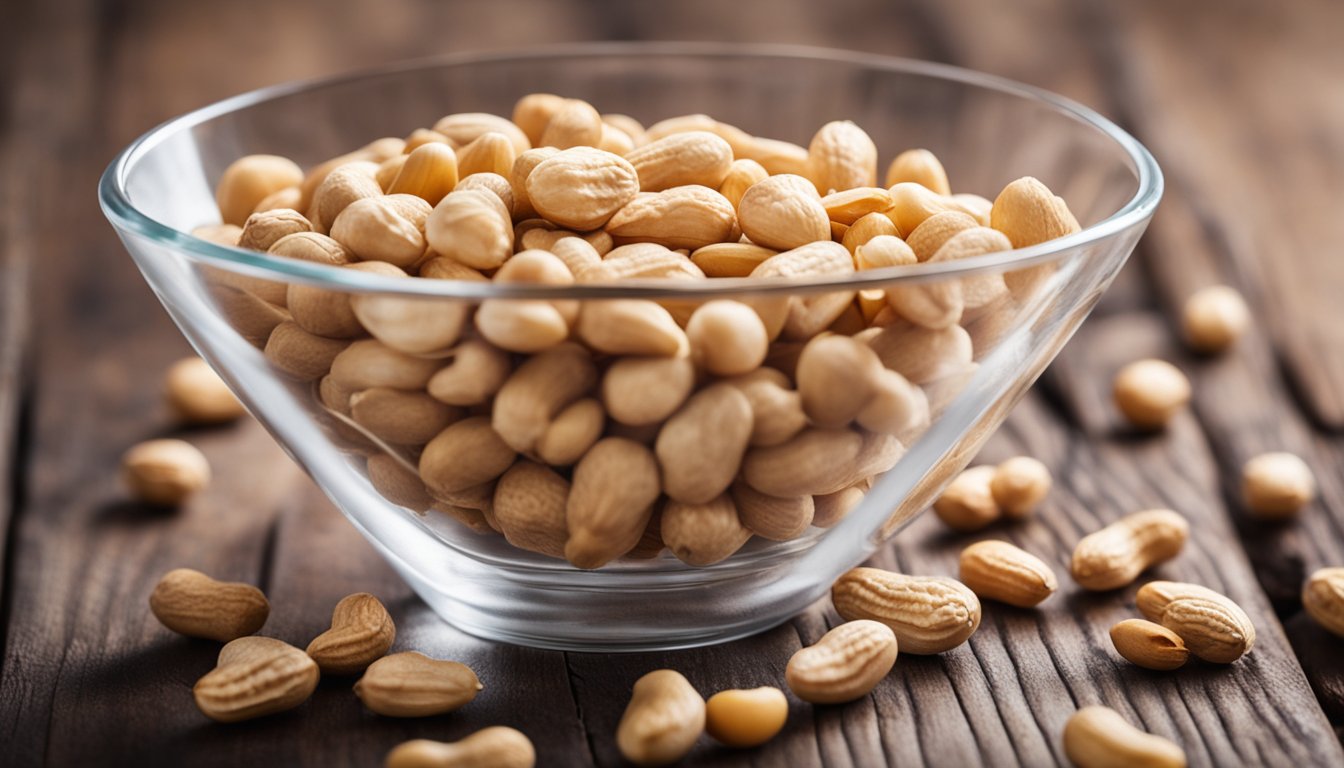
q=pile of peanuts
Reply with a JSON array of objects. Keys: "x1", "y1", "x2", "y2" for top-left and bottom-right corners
[{"x1": 194, "y1": 93, "x2": 1083, "y2": 570}]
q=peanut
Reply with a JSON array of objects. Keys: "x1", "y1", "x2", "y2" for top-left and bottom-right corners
[
  {"x1": 216, "y1": 154, "x2": 304, "y2": 226},
  {"x1": 626, "y1": 131, "x2": 733, "y2": 191},
  {"x1": 386, "y1": 728, "x2": 536, "y2": 768},
  {"x1": 305, "y1": 592, "x2": 396, "y2": 675},
  {"x1": 493, "y1": 461, "x2": 570, "y2": 558},
  {"x1": 831, "y1": 567, "x2": 981, "y2": 654},
  {"x1": 540, "y1": 98, "x2": 603, "y2": 148},
  {"x1": 718, "y1": 158, "x2": 769, "y2": 210},
  {"x1": 990, "y1": 456, "x2": 1052, "y2": 517},
  {"x1": 576, "y1": 299, "x2": 688, "y2": 357},
  {"x1": 662, "y1": 494, "x2": 752, "y2": 566},
  {"x1": 264, "y1": 321, "x2": 349, "y2": 380},
  {"x1": 842, "y1": 212, "x2": 900, "y2": 254},
  {"x1": 427, "y1": 340, "x2": 512, "y2": 407},
  {"x1": 426, "y1": 189, "x2": 514, "y2": 270},
  {"x1": 493, "y1": 343, "x2": 597, "y2": 455},
  {"x1": 1071, "y1": 509, "x2": 1189, "y2": 591},
  {"x1": 785, "y1": 620, "x2": 898, "y2": 704},
  {"x1": 732, "y1": 480, "x2": 814, "y2": 541},
  {"x1": 728, "y1": 369, "x2": 807, "y2": 447},
  {"x1": 932, "y1": 466, "x2": 1000, "y2": 532},
  {"x1": 1113, "y1": 359, "x2": 1190, "y2": 429},
  {"x1": 351, "y1": 388, "x2": 460, "y2": 445},
  {"x1": 354, "y1": 651, "x2": 483, "y2": 717},
  {"x1": 312, "y1": 161, "x2": 382, "y2": 231},
  {"x1": 513, "y1": 92, "x2": 567, "y2": 144},
  {"x1": 1303, "y1": 567, "x2": 1344, "y2": 637},
  {"x1": 194, "y1": 636, "x2": 319, "y2": 722},
  {"x1": 958, "y1": 540, "x2": 1058, "y2": 607},
  {"x1": 433, "y1": 112, "x2": 531, "y2": 154},
  {"x1": 606, "y1": 185, "x2": 738, "y2": 250},
  {"x1": 527, "y1": 146, "x2": 639, "y2": 230},
  {"x1": 884, "y1": 148, "x2": 950, "y2": 195},
  {"x1": 1063, "y1": 706, "x2": 1187, "y2": 768},
  {"x1": 565, "y1": 437, "x2": 662, "y2": 568},
  {"x1": 149, "y1": 568, "x2": 268, "y2": 641},
  {"x1": 704, "y1": 686, "x2": 787, "y2": 748},
  {"x1": 737, "y1": 174, "x2": 830, "y2": 250},
  {"x1": 656, "y1": 383, "x2": 754, "y2": 504},
  {"x1": 1109, "y1": 619, "x2": 1189, "y2": 671},
  {"x1": 419, "y1": 416, "x2": 516, "y2": 496},
  {"x1": 123, "y1": 438, "x2": 211, "y2": 505},
  {"x1": 1182, "y1": 285, "x2": 1249, "y2": 354},
  {"x1": 330, "y1": 339, "x2": 439, "y2": 390},
  {"x1": 387, "y1": 141, "x2": 458, "y2": 205},
  {"x1": 805, "y1": 120, "x2": 878, "y2": 194},
  {"x1": 164, "y1": 356, "x2": 246, "y2": 425},
  {"x1": 1136, "y1": 581, "x2": 1255, "y2": 663},
  {"x1": 456, "y1": 131, "x2": 517, "y2": 178},
  {"x1": 905, "y1": 211, "x2": 980, "y2": 261},
  {"x1": 238, "y1": 207, "x2": 311, "y2": 252},
  {"x1": 990, "y1": 176, "x2": 1080, "y2": 248},
  {"x1": 603, "y1": 355, "x2": 696, "y2": 426},
  {"x1": 1242, "y1": 451, "x2": 1315, "y2": 518},
  {"x1": 795, "y1": 334, "x2": 885, "y2": 428},
  {"x1": 616, "y1": 669, "x2": 706, "y2": 766},
  {"x1": 686, "y1": 300, "x2": 768, "y2": 376},
  {"x1": 689, "y1": 242, "x2": 776, "y2": 278}
]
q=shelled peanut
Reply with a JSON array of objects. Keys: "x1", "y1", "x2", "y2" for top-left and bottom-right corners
[{"x1": 198, "y1": 94, "x2": 1081, "y2": 569}]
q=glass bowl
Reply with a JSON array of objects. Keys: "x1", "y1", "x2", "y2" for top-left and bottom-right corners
[{"x1": 100, "y1": 43, "x2": 1161, "y2": 651}]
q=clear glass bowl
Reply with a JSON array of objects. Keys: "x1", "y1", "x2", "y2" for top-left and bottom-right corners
[{"x1": 100, "y1": 43, "x2": 1161, "y2": 651}]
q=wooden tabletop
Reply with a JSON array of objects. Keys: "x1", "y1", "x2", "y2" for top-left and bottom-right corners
[{"x1": 4, "y1": 0, "x2": 1343, "y2": 765}]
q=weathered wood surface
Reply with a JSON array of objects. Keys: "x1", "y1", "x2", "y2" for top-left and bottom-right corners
[{"x1": 3, "y1": 0, "x2": 1343, "y2": 765}]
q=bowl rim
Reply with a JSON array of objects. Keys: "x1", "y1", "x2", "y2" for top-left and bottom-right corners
[{"x1": 99, "y1": 41, "x2": 1163, "y2": 299}]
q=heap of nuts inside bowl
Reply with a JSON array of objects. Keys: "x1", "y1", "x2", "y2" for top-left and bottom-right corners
[{"x1": 195, "y1": 93, "x2": 1083, "y2": 570}]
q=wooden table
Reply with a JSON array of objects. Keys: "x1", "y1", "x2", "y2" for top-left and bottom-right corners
[{"x1": 3, "y1": 0, "x2": 1343, "y2": 765}]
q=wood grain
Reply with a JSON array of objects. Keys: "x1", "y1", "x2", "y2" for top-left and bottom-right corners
[{"x1": 2, "y1": 0, "x2": 1344, "y2": 766}]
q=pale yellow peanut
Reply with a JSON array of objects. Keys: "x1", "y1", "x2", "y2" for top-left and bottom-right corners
[
  {"x1": 349, "y1": 387, "x2": 460, "y2": 445},
  {"x1": 605, "y1": 185, "x2": 737, "y2": 250},
  {"x1": 932, "y1": 465, "x2": 999, "y2": 532},
  {"x1": 812, "y1": 481, "x2": 869, "y2": 528},
  {"x1": 419, "y1": 256, "x2": 489, "y2": 281},
  {"x1": 958, "y1": 540, "x2": 1058, "y2": 607},
  {"x1": 576, "y1": 299, "x2": 688, "y2": 357},
  {"x1": 731, "y1": 480, "x2": 814, "y2": 541},
  {"x1": 527, "y1": 146, "x2": 640, "y2": 230},
  {"x1": 884, "y1": 259, "x2": 964, "y2": 330},
  {"x1": 426, "y1": 188, "x2": 514, "y2": 270},
  {"x1": 456, "y1": 131, "x2": 517, "y2": 179},
  {"x1": 402, "y1": 127, "x2": 451, "y2": 153},
  {"x1": 513, "y1": 92, "x2": 567, "y2": 145},
  {"x1": 864, "y1": 319, "x2": 974, "y2": 385},
  {"x1": 616, "y1": 669, "x2": 706, "y2": 767},
  {"x1": 989, "y1": 176, "x2": 1080, "y2": 248},
  {"x1": 598, "y1": 122, "x2": 636, "y2": 155},
  {"x1": 549, "y1": 233, "x2": 605, "y2": 277},
  {"x1": 1063, "y1": 706, "x2": 1187, "y2": 768},
  {"x1": 427, "y1": 340, "x2": 511, "y2": 406},
  {"x1": 603, "y1": 355, "x2": 696, "y2": 426},
  {"x1": 536, "y1": 398, "x2": 605, "y2": 466},
  {"x1": 990, "y1": 456, "x2": 1052, "y2": 518},
  {"x1": 354, "y1": 651, "x2": 482, "y2": 717},
  {"x1": 252, "y1": 186, "x2": 302, "y2": 215},
  {"x1": 329, "y1": 339, "x2": 440, "y2": 390},
  {"x1": 375, "y1": 154, "x2": 410, "y2": 192},
  {"x1": 452, "y1": 170, "x2": 515, "y2": 213},
  {"x1": 433, "y1": 112, "x2": 530, "y2": 154},
  {"x1": 737, "y1": 174, "x2": 831, "y2": 250},
  {"x1": 238, "y1": 208, "x2": 312, "y2": 252},
  {"x1": 929, "y1": 227, "x2": 1012, "y2": 317},
  {"x1": 662, "y1": 494, "x2": 753, "y2": 566},
  {"x1": 1242, "y1": 451, "x2": 1315, "y2": 518},
  {"x1": 705, "y1": 687, "x2": 788, "y2": 748},
  {"x1": 387, "y1": 142, "x2": 459, "y2": 205},
  {"x1": 1109, "y1": 619, "x2": 1189, "y2": 671},
  {"x1": 831, "y1": 567, "x2": 981, "y2": 654},
  {"x1": 856, "y1": 368, "x2": 928, "y2": 437},
  {"x1": 598, "y1": 242, "x2": 705, "y2": 282},
  {"x1": 304, "y1": 592, "x2": 395, "y2": 676},
  {"x1": 795, "y1": 334, "x2": 884, "y2": 428},
  {"x1": 289, "y1": 261, "x2": 401, "y2": 340},
  {"x1": 418, "y1": 416, "x2": 516, "y2": 495},
  {"x1": 351, "y1": 290, "x2": 469, "y2": 357},
  {"x1": 1182, "y1": 285, "x2": 1249, "y2": 353},
  {"x1": 367, "y1": 454, "x2": 433, "y2": 511},
  {"x1": 492, "y1": 460, "x2": 570, "y2": 559},
  {"x1": 656, "y1": 384, "x2": 755, "y2": 504},
  {"x1": 385, "y1": 728, "x2": 536, "y2": 768},
  {"x1": 952, "y1": 193, "x2": 993, "y2": 226},
  {"x1": 750, "y1": 241, "x2": 856, "y2": 340},
  {"x1": 603, "y1": 113, "x2": 647, "y2": 146},
  {"x1": 264, "y1": 321, "x2": 349, "y2": 380},
  {"x1": 123, "y1": 439, "x2": 211, "y2": 505},
  {"x1": 821, "y1": 186, "x2": 894, "y2": 225},
  {"x1": 726, "y1": 369, "x2": 807, "y2": 447},
  {"x1": 492, "y1": 343, "x2": 597, "y2": 455},
  {"x1": 509, "y1": 146, "x2": 561, "y2": 220},
  {"x1": 312, "y1": 161, "x2": 382, "y2": 231},
  {"x1": 150, "y1": 568, "x2": 268, "y2": 641},
  {"x1": 785, "y1": 620, "x2": 897, "y2": 704},
  {"x1": 1136, "y1": 581, "x2": 1255, "y2": 664},
  {"x1": 216, "y1": 154, "x2": 304, "y2": 226},
  {"x1": 842, "y1": 211, "x2": 900, "y2": 254},
  {"x1": 194, "y1": 637, "x2": 318, "y2": 723},
  {"x1": 887, "y1": 182, "x2": 981, "y2": 235},
  {"x1": 1303, "y1": 568, "x2": 1344, "y2": 637},
  {"x1": 565, "y1": 437, "x2": 662, "y2": 569},
  {"x1": 329, "y1": 194, "x2": 431, "y2": 267},
  {"x1": 690, "y1": 242, "x2": 777, "y2": 277},
  {"x1": 540, "y1": 98, "x2": 603, "y2": 149},
  {"x1": 626, "y1": 131, "x2": 734, "y2": 192},
  {"x1": 476, "y1": 250, "x2": 575, "y2": 353},
  {"x1": 298, "y1": 137, "x2": 404, "y2": 210},
  {"x1": 165, "y1": 356, "x2": 245, "y2": 425},
  {"x1": 905, "y1": 211, "x2": 980, "y2": 261},
  {"x1": 1113, "y1": 359, "x2": 1190, "y2": 429},
  {"x1": 1071, "y1": 509, "x2": 1189, "y2": 591},
  {"x1": 686, "y1": 300, "x2": 768, "y2": 376},
  {"x1": 805, "y1": 120, "x2": 878, "y2": 194},
  {"x1": 884, "y1": 148, "x2": 951, "y2": 195},
  {"x1": 268, "y1": 230, "x2": 354, "y2": 278},
  {"x1": 742, "y1": 428, "x2": 868, "y2": 497},
  {"x1": 719, "y1": 158, "x2": 769, "y2": 210}
]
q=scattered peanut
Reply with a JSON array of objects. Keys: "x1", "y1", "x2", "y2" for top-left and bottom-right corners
[
  {"x1": 122, "y1": 438, "x2": 211, "y2": 505},
  {"x1": 932, "y1": 465, "x2": 1000, "y2": 532},
  {"x1": 785, "y1": 619, "x2": 898, "y2": 703},
  {"x1": 1109, "y1": 619, "x2": 1189, "y2": 671},
  {"x1": 1136, "y1": 581, "x2": 1255, "y2": 663},
  {"x1": 305, "y1": 592, "x2": 396, "y2": 675},
  {"x1": 1181, "y1": 285, "x2": 1249, "y2": 354},
  {"x1": 385, "y1": 728, "x2": 536, "y2": 768},
  {"x1": 616, "y1": 669, "x2": 706, "y2": 766},
  {"x1": 149, "y1": 567, "x2": 269, "y2": 641},
  {"x1": 354, "y1": 651, "x2": 483, "y2": 717},
  {"x1": 1071, "y1": 509, "x2": 1188, "y2": 591},
  {"x1": 704, "y1": 686, "x2": 788, "y2": 748},
  {"x1": 958, "y1": 540, "x2": 1058, "y2": 607},
  {"x1": 1242, "y1": 451, "x2": 1315, "y2": 518},
  {"x1": 831, "y1": 567, "x2": 981, "y2": 654},
  {"x1": 194, "y1": 636, "x2": 319, "y2": 722},
  {"x1": 164, "y1": 356, "x2": 246, "y2": 425},
  {"x1": 1063, "y1": 705, "x2": 1187, "y2": 768},
  {"x1": 989, "y1": 456, "x2": 1051, "y2": 518},
  {"x1": 1112, "y1": 360, "x2": 1190, "y2": 430},
  {"x1": 1303, "y1": 567, "x2": 1344, "y2": 637}
]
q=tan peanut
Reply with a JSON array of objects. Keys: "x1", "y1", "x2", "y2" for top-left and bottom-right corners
[
  {"x1": 718, "y1": 158, "x2": 769, "y2": 210},
  {"x1": 884, "y1": 148, "x2": 951, "y2": 195},
  {"x1": 375, "y1": 154, "x2": 409, "y2": 190},
  {"x1": 812, "y1": 480, "x2": 869, "y2": 528},
  {"x1": 509, "y1": 147, "x2": 561, "y2": 220},
  {"x1": 731, "y1": 480, "x2": 814, "y2": 541},
  {"x1": 728, "y1": 368, "x2": 807, "y2": 447},
  {"x1": 785, "y1": 620, "x2": 898, "y2": 704},
  {"x1": 264, "y1": 321, "x2": 349, "y2": 380},
  {"x1": 1063, "y1": 706, "x2": 1187, "y2": 768},
  {"x1": 739, "y1": 136, "x2": 809, "y2": 176},
  {"x1": 194, "y1": 637, "x2": 319, "y2": 722},
  {"x1": 367, "y1": 454, "x2": 433, "y2": 511},
  {"x1": 476, "y1": 250, "x2": 576, "y2": 353},
  {"x1": 932, "y1": 466, "x2": 1000, "y2": 532},
  {"x1": 387, "y1": 141, "x2": 458, "y2": 205},
  {"x1": 426, "y1": 189, "x2": 515, "y2": 270},
  {"x1": 821, "y1": 186, "x2": 893, "y2": 225},
  {"x1": 492, "y1": 461, "x2": 570, "y2": 559},
  {"x1": 329, "y1": 194, "x2": 431, "y2": 268},
  {"x1": 1136, "y1": 581, "x2": 1255, "y2": 663},
  {"x1": 351, "y1": 289, "x2": 469, "y2": 356},
  {"x1": 252, "y1": 185, "x2": 302, "y2": 215},
  {"x1": 305, "y1": 592, "x2": 395, "y2": 675},
  {"x1": 686, "y1": 300, "x2": 768, "y2": 376},
  {"x1": 805, "y1": 120, "x2": 878, "y2": 194},
  {"x1": 795, "y1": 333, "x2": 885, "y2": 428},
  {"x1": 864, "y1": 319, "x2": 974, "y2": 385},
  {"x1": 831, "y1": 567, "x2": 981, "y2": 654},
  {"x1": 1182, "y1": 285, "x2": 1249, "y2": 354},
  {"x1": 1303, "y1": 568, "x2": 1344, "y2": 637},
  {"x1": 1071, "y1": 509, "x2": 1189, "y2": 591},
  {"x1": 386, "y1": 728, "x2": 536, "y2": 768},
  {"x1": 656, "y1": 384, "x2": 754, "y2": 504},
  {"x1": 958, "y1": 540, "x2": 1058, "y2": 607},
  {"x1": 577, "y1": 299, "x2": 688, "y2": 357},
  {"x1": 419, "y1": 416, "x2": 516, "y2": 495},
  {"x1": 886, "y1": 182, "x2": 981, "y2": 235},
  {"x1": 565, "y1": 437, "x2": 662, "y2": 569},
  {"x1": 216, "y1": 154, "x2": 304, "y2": 226},
  {"x1": 149, "y1": 568, "x2": 268, "y2": 641},
  {"x1": 1109, "y1": 619, "x2": 1189, "y2": 671},
  {"x1": 905, "y1": 211, "x2": 980, "y2": 261},
  {"x1": 428, "y1": 339, "x2": 512, "y2": 406},
  {"x1": 527, "y1": 147, "x2": 640, "y2": 230},
  {"x1": 990, "y1": 176, "x2": 1080, "y2": 248},
  {"x1": 842, "y1": 211, "x2": 900, "y2": 254},
  {"x1": 854, "y1": 234, "x2": 916, "y2": 271},
  {"x1": 287, "y1": 261, "x2": 393, "y2": 340},
  {"x1": 742, "y1": 428, "x2": 867, "y2": 497},
  {"x1": 596, "y1": 242, "x2": 705, "y2": 281},
  {"x1": 605, "y1": 185, "x2": 737, "y2": 250},
  {"x1": 616, "y1": 669, "x2": 706, "y2": 766},
  {"x1": 1242, "y1": 451, "x2": 1316, "y2": 518},
  {"x1": 330, "y1": 339, "x2": 440, "y2": 390},
  {"x1": 540, "y1": 98, "x2": 602, "y2": 148},
  {"x1": 433, "y1": 112, "x2": 531, "y2": 154},
  {"x1": 513, "y1": 92, "x2": 567, "y2": 144},
  {"x1": 603, "y1": 355, "x2": 696, "y2": 426},
  {"x1": 691, "y1": 242, "x2": 777, "y2": 277},
  {"x1": 354, "y1": 651, "x2": 483, "y2": 717},
  {"x1": 1112, "y1": 359, "x2": 1191, "y2": 430},
  {"x1": 123, "y1": 438, "x2": 211, "y2": 505},
  {"x1": 456, "y1": 131, "x2": 517, "y2": 178},
  {"x1": 662, "y1": 494, "x2": 753, "y2": 566},
  {"x1": 704, "y1": 687, "x2": 788, "y2": 748},
  {"x1": 750, "y1": 241, "x2": 856, "y2": 340},
  {"x1": 350, "y1": 388, "x2": 459, "y2": 445},
  {"x1": 737, "y1": 174, "x2": 831, "y2": 250},
  {"x1": 536, "y1": 398, "x2": 604, "y2": 466},
  {"x1": 492, "y1": 343, "x2": 597, "y2": 455},
  {"x1": 238, "y1": 208, "x2": 312, "y2": 252},
  {"x1": 626, "y1": 131, "x2": 733, "y2": 192},
  {"x1": 311, "y1": 161, "x2": 382, "y2": 231},
  {"x1": 856, "y1": 368, "x2": 928, "y2": 437},
  {"x1": 165, "y1": 356, "x2": 245, "y2": 425},
  {"x1": 990, "y1": 456, "x2": 1052, "y2": 518}
]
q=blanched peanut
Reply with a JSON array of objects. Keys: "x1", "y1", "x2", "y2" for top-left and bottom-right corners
[
  {"x1": 1242, "y1": 451, "x2": 1315, "y2": 518},
  {"x1": 662, "y1": 494, "x2": 752, "y2": 565},
  {"x1": 705, "y1": 687, "x2": 788, "y2": 748},
  {"x1": 686, "y1": 300, "x2": 768, "y2": 376},
  {"x1": 933, "y1": 466, "x2": 999, "y2": 532},
  {"x1": 990, "y1": 456, "x2": 1051, "y2": 517},
  {"x1": 216, "y1": 155, "x2": 304, "y2": 226},
  {"x1": 1113, "y1": 359, "x2": 1190, "y2": 429},
  {"x1": 1182, "y1": 285, "x2": 1249, "y2": 353},
  {"x1": 796, "y1": 334, "x2": 884, "y2": 428},
  {"x1": 123, "y1": 439, "x2": 211, "y2": 505},
  {"x1": 884, "y1": 148, "x2": 950, "y2": 195},
  {"x1": 164, "y1": 356, "x2": 245, "y2": 425},
  {"x1": 603, "y1": 356, "x2": 696, "y2": 426},
  {"x1": 426, "y1": 189, "x2": 514, "y2": 270}
]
